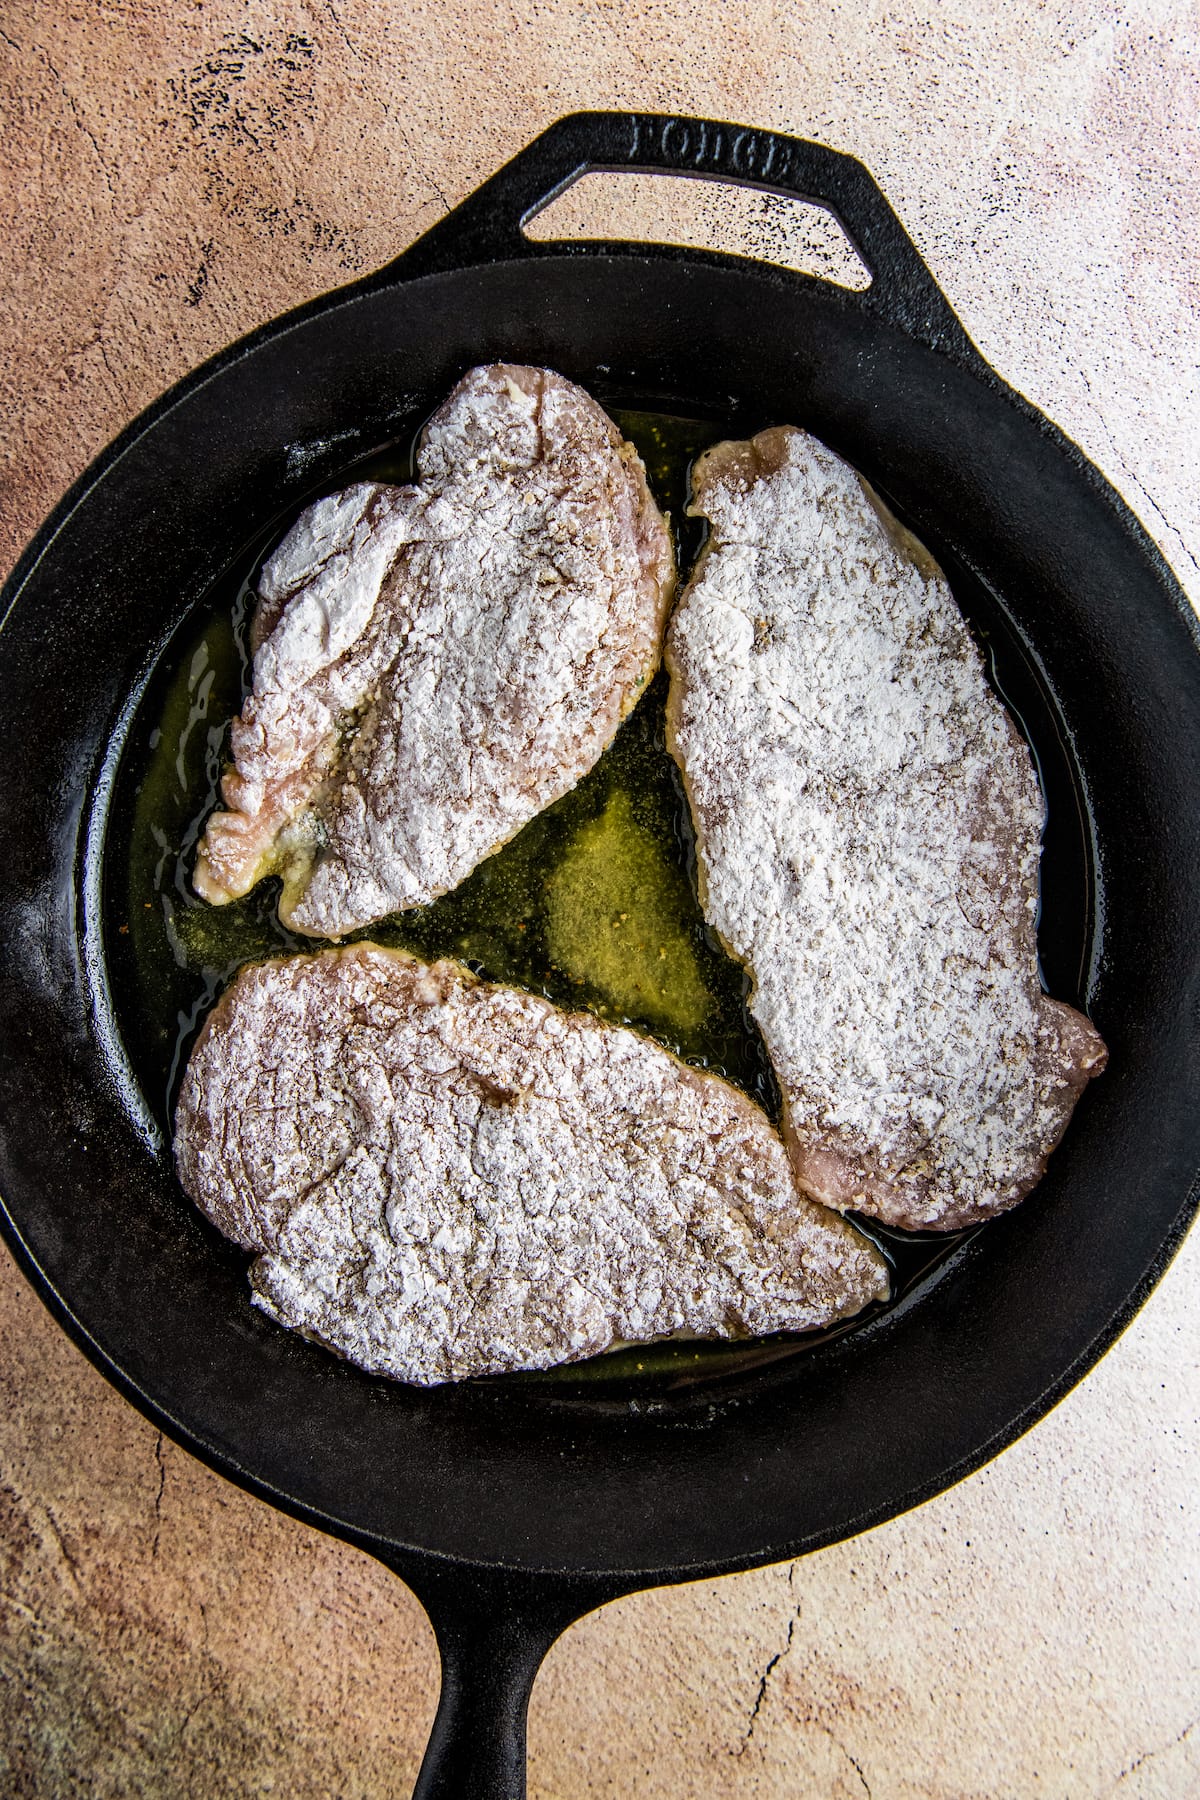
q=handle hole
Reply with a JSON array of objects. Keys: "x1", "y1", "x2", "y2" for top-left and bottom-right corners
[{"x1": 524, "y1": 171, "x2": 872, "y2": 291}]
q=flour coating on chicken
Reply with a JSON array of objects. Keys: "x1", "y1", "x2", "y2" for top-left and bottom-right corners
[
  {"x1": 665, "y1": 427, "x2": 1106, "y2": 1230},
  {"x1": 173, "y1": 946, "x2": 888, "y2": 1383},
  {"x1": 194, "y1": 365, "x2": 675, "y2": 935}
]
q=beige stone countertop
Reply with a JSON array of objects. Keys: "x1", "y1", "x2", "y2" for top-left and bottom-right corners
[{"x1": 1, "y1": 4, "x2": 1197, "y2": 1795}]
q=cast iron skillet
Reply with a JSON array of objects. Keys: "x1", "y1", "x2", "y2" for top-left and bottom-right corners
[{"x1": 1, "y1": 111, "x2": 1198, "y2": 1797}]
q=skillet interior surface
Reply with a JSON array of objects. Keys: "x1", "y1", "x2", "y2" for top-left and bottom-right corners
[{"x1": 1, "y1": 229, "x2": 1199, "y2": 1585}]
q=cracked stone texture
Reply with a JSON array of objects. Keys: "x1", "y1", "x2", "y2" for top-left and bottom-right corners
[{"x1": 1, "y1": 2, "x2": 1197, "y2": 1795}]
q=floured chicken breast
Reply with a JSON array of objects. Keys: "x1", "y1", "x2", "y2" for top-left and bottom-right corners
[
  {"x1": 194, "y1": 365, "x2": 675, "y2": 936},
  {"x1": 174, "y1": 946, "x2": 889, "y2": 1384},
  {"x1": 665, "y1": 427, "x2": 1106, "y2": 1231}
]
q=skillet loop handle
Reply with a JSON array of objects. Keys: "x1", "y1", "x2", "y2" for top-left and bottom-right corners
[
  {"x1": 389, "y1": 110, "x2": 978, "y2": 362},
  {"x1": 381, "y1": 1556, "x2": 603, "y2": 1800}
]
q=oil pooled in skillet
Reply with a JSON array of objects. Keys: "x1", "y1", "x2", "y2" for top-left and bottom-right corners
[{"x1": 113, "y1": 406, "x2": 976, "y2": 1393}]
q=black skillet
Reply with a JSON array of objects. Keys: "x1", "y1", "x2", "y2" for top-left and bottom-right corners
[{"x1": 1, "y1": 111, "x2": 1198, "y2": 1797}]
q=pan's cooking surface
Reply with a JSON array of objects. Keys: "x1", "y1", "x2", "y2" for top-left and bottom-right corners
[
  {"x1": 104, "y1": 395, "x2": 1095, "y2": 1397},
  {"x1": 0, "y1": 133, "x2": 1197, "y2": 1576}
]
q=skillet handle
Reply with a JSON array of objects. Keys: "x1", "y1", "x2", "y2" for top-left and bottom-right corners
[
  {"x1": 387, "y1": 110, "x2": 978, "y2": 362},
  {"x1": 378, "y1": 1555, "x2": 612, "y2": 1799}
]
